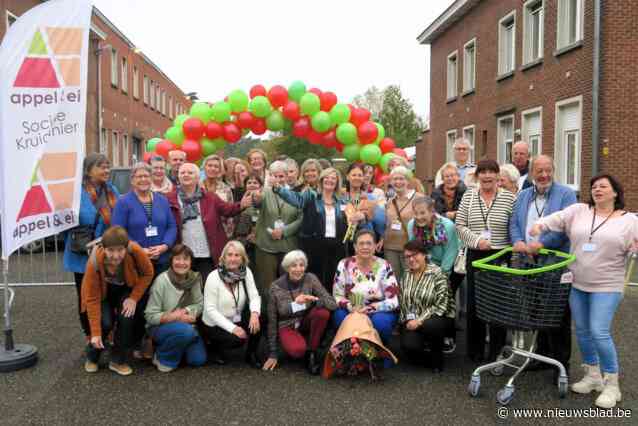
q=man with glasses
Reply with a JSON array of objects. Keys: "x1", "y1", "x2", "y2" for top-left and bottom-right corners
[{"x1": 434, "y1": 139, "x2": 476, "y2": 187}]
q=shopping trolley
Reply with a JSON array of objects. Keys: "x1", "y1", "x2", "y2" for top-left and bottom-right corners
[{"x1": 466, "y1": 247, "x2": 576, "y2": 405}]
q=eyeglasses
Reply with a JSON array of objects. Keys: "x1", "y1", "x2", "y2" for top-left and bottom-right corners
[
  {"x1": 455, "y1": 147, "x2": 469, "y2": 151},
  {"x1": 404, "y1": 252, "x2": 422, "y2": 260}
]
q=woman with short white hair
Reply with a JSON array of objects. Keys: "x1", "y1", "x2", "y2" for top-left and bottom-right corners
[
  {"x1": 262, "y1": 250, "x2": 337, "y2": 374},
  {"x1": 284, "y1": 158, "x2": 300, "y2": 188},
  {"x1": 498, "y1": 163, "x2": 521, "y2": 195}
]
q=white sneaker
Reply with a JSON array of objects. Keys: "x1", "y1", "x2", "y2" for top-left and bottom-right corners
[
  {"x1": 84, "y1": 360, "x2": 98, "y2": 373},
  {"x1": 152, "y1": 355, "x2": 175, "y2": 373},
  {"x1": 595, "y1": 373, "x2": 622, "y2": 408},
  {"x1": 571, "y1": 364, "x2": 604, "y2": 394}
]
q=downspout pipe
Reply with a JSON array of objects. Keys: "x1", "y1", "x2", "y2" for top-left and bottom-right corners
[{"x1": 591, "y1": 0, "x2": 602, "y2": 176}]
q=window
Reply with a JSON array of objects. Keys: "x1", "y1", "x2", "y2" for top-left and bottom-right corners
[
  {"x1": 498, "y1": 11, "x2": 516, "y2": 76},
  {"x1": 447, "y1": 51, "x2": 458, "y2": 100},
  {"x1": 156, "y1": 84, "x2": 161, "y2": 111},
  {"x1": 557, "y1": 0, "x2": 583, "y2": 49},
  {"x1": 446, "y1": 130, "x2": 458, "y2": 162},
  {"x1": 497, "y1": 115, "x2": 515, "y2": 164},
  {"x1": 6, "y1": 10, "x2": 18, "y2": 27},
  {"x1": 149, "y1": 80, "x2": 155, "y2": 109},
  {"x1": 110, "y1": 48, "x2": 118, "y2": 87},
  {"x1": 122, "y1": 135, "x2": 129, "y2": 167},
  {"x1": 133, "y1": 67, "x2": 139, "y2": 99},
  {"x1": 143, "y1": 75, "x2": 149, "y2": 104},
  {"x1": 523, "y1": 0, "x2": 544, "y2": 64},
  {"x1": 161, "y1": 91, "x2": 166, "y2": 115},
  {"x1": 522, "y1": 107, "x2": 542, "y2": 157},
  {"x1": 112, "y1": 131, "x2": 119, "y2": 167},
  {"x1": 169, "y1": 96, "x2": 173, "y2": 119},
  {"x1": 100, "y1": 128, "x2": 107, "y2": 154},
  {"x1": 121, "y1": 57, "x2": 128, "y2": 93},
  {"x1": 463, "y1": 39, "x2": 476, "y2": 93},
  {"x1": 462, "y1": 125, "x2": 476, "y2": 163},
  {"x1": 555, "y1": 96, "x2": 582, "y2": 189}
]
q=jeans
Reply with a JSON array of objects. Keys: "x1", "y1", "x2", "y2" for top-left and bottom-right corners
[
  {"x1": 74, "y1": 272, "x2": 91, "y2": 336},
  {"x1": 400, "y1": 315, "x2": 454, "y2": 369},
  {"x1": 151, "y1": 322, "x2": 207, "y2": 369},
  {"x1": 569, "y1": 287, "x2": 623, "y2": 374},
  {"x1": 333, "y1": 308, "x2": 397, "y2": 345}
]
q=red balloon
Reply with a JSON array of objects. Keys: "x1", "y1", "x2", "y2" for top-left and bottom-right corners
[
  {"x1": 357, "y1": 121, "x2": 379, "y2": 145},
  {"x1": 267, "y1": 85, "x2": 289, "y2": 108},
  {"x1": 237, "y1": 111, "x2": 255, "y2": 129},
  {"x1": 250, "y1": 118, "x2": 267, "y2": 135},
  {"x1": 181, "y1": 140, "x2": 202, "y2": 162},
  {"x1": 307, "y1": 130, "x2": 324, "y2": 145},
  {"x1": 375, "y1": 168, "x2": 388, "y2": 186},
  {"x1": 292, "y1": 117, "x2": 311, "y2": 138},
  {"x1": 393, "y1": 148, "x2": 409, "y2": 160},
  {"x1": 223, "y1": 122, "x2": 242, "y2": 143},
  {"x1": 282, "y1": 101, "x2": 301, "y2": 121},
  {"x1": 308, "y1": 87, "x2": 322, "y2": 97},
  {"x1": 156, "y1": 140, "x2": 176, "y2": 159},
  {"x1": 320, "y1": 91, "x2": 338, "y2": 112},
  {"x1": 379, "y1": 137, "x2": 396, "y2": 154},
  {"x1": 347, "y1": 104, "x2": 356, "y2": 113},
  {"x1": 335, "y1": 142, "x2": 344, "y2": 153},
  {"x1": 143, "y1": 152, "x2": 154, "y2": 163},
  {"x1": 249, "y1": 84, "x2": 267, "y2": 99},
  {"x1": 322, "y1": 130, "x2": 338, "y2": 149},
  {"x1": 205, "y1": 122, "x2": 223, "y2": 139},
  {"x1": 350, "y1": 108, "x2": 371, "y2": 127},
  {"x1": 182, "y1": 118, "x2": 205, "y2": 140}
]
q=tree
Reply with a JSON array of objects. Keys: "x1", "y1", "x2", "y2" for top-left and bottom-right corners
[
  {"x1": 265, "y1": 135, "x2": 337, "y2": 165},
  {"x1": 352, "y1": 86, "x2": 384, "y2": 120}
]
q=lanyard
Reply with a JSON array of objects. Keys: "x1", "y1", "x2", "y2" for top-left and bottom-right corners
[
  {"x1": 228, "y1": 282, "x2": 240, "y2": 313},
  {"x1": 274, "y1": 196, "x2": 283, "y2": 219},
  {"x1": 533, "y1": 194, "x2": 546, "y2": 217},
  {"x1": 137, "y1": 192, "x2": 153, "y2": 226},
  {"x1": 478, "y1": 191, "x2": 497, "y2": 229},
  {"x1": 393, "y1": 192, "x2": 416, "y2": 218},
  {"x1": 288, "y1": 281, "x2": 302, "y2": 303},
  {"x1": 589, "y1": 208, "x2": 615, "y2": 242}
]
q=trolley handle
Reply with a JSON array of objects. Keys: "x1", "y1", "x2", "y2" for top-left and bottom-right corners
[{"x1": 471, "y1": 246, "x2": 576, "y2": 276}]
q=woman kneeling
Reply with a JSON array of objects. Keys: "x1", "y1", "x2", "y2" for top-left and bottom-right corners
[{"x1": 144, "y1": 244, "x2": 207, "y2": 372}]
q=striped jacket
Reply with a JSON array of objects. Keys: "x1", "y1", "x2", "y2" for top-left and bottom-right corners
[
  {"x1": 399, "y1": 264, "x2": 455, "y2": 323},
  {"x1": 455, "y1": 187, "x2": 515, "y2": 249}
]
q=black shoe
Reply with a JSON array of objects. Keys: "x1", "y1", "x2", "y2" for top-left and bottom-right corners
[
  {"x1": 211, "y1": 352, "x2": 226, "y2": 365},
  {"x1": 245, "y1": 351, "x2": 262, "y2": 369},
  {"x1": 307, "y1": 351, "x2": 320, "y2": 375}
]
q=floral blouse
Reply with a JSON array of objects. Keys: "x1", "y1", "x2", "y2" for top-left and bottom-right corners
[{"x1": 333, "y1": 256, "x2": 399, "y2": 312}]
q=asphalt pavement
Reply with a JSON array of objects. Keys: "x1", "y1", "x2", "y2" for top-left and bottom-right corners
[{"x1": 1, "y1": 285, "x2": 636, "y2": 425}]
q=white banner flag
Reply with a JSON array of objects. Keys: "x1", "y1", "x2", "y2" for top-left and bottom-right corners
[{"x1": 0, "y1": 0, "x2": 93, "y2": 259}]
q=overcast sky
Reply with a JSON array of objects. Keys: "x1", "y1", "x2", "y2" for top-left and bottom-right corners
[{"x1": 92, "y1": 0, "x2": 454, "y2": 121}]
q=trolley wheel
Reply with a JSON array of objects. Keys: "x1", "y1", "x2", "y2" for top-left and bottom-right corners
[
  {"x1": 557, "y1": 377, "x2": 568, "y2": 398},
  {"x1": 468, "y1": 375, "x2": 481, "y2": 397},
  {"x1": 496, "y1": 385, "x2": 515, "y2": 405}
]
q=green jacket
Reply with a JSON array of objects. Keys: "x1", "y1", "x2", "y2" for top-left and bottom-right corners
[
  {"x1": 255, "y1": 187, "x2": 302, "y2": 254},
  {"x1": 144, "y1": 271, "x2": 204, "y2": 327}
]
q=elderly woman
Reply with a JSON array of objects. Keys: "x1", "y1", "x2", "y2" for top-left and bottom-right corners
[
  {"x1": 247, "y1": 148, "x2": 268, "y2": 183},
  {"x1": 386, "y1": 156, "x2": 425, "y2": 194},
  {"x1": 167, "y1": 163, "x2": 253, "y2": 283},
  {"x1": 262, "y1": 250, "x2": 337, "y2": 374},
  {"x1": 224, "y1": 157, "x2": 240, "y2": 187},
  {"x1": 456, "y1": 159, "x2": 515, "y2": 363},
  {"x1": 399, "y1": 240, "x2": 455, "y2": 373},
  {"x1": 293, "y1": 158, "x2": 322, "y2": 192},
  {"x1": 431, "y1": 163, "x2": 466, "y2": 221},
  {"x1": 341, "y1": 163, "x2": 375, "y2": 253},
  {"x1": 231, "y1": 159, "x2": 251, "y2": 202},
  {"x1": 530, "y1": 174, "x2": 638, "y2": 409},
  {"x1": 144, "y1": 244, "x2": 206, "y2": 372},
  {"x1": 378, "y1": 166, "x2": 424, "y2": 281},
  {"x1": 200, "y1": 241, "x2": 262, "y2": 368},
  {"x1": 362, "y1": 163, "x2": 386, "y2": 204},
  {"x1": 64, "y1": 153, "x2": 120, "y2": 339},
  {"x1": 233, "y1": 174, "x2": 264, "y2": 267},
  {"x1": 202, "y1": 154, "x2": 235, "y2": 237},
  {"x1": 150, "y1": 155, "x2": 173, "y2": 194},
  {"x1": 498, "y1": 163, "x2": 521, "y2": 195},
  {"x1": 333, "y1": 230, "x2": 399, "y2": 345},
  {"x1": 273, "y1": 167, "x2": 347, "y2": 290},
  {"x1": 81, "y1": 226, "x2": 154, "y2": 375},
  {"x1": 284, "y1": 158, "x2": 300, "y2": 188}
]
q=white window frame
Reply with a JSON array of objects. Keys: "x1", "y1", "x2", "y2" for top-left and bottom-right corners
[
  {"x1": 557, "y1": 0, "x2": 584, "y2": 50},
  {"x1": 463, "y1": 39, "x2": 476, "y2": 93},
  {"x1": 99, "y1": 128, "x2": 107, "y2": 154},
  {"x1": 498, "y1": 11, "x2": 516, "y2": 76},
  {"x1": 169, "y1": 96, "x2": 173, "y2": 119},
  {"x1": 497, "y1": 114, "x2": 515, "y2": 164},
  {"x1": 122, "y1": 134, "x2": 129, "y2": 167},
  {"x1": 6, "y1": 10, "x2": 18, "y2": 27},
  {"x1": 112, "y1": 131, "x2": 119, "y2": 167},
  {"x1": 523, "y1": 0, "x2": 544, "y2": 64},
  {"x1": 161, "y1": 90, "x2": 166, "y2": 116},
  {"x1": 446, "y1": 50, "x2": 458, "y2": 100},
  {"x1": 554, "y1": 96, "x2": 583, "y2": 190},
  {"x1": 521, "y1": 106, "x2": 543, "y2": 157},
  {"x1": 149, "y1": 80, "x2": 155, "y2": 110},
  {"x1": 133, "y1": 67, "x2": 139, "y2": 99},
  {"x1": 121, "y1": 56, "x2": 128, "y2": 93},
  {"x1": 446, "y1": 129, "x2": 458, "y2": 162},
  {"x1": 155, "y1": 84, "x2": 161, "y2": 111},
  {"x1": 143, "y1": 75, "x2": 149, "y2": 105},
  {"x1": 110, "y1": 48, "x2": 118, "y2": 87},
  {"x1": 462, "y1": 125, "x2": 476, "y2": 163}
]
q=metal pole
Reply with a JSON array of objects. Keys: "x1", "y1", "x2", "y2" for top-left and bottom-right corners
[{"x1": 3, "y1": 258, "x2": 14, "y2": 351}]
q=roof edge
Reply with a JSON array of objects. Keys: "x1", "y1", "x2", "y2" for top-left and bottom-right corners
[{"x1": 416, "y1": 0, "x2": 477, "y2": 45}]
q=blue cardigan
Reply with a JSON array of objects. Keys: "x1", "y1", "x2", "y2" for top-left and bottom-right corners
[
  {"x1": 509, "y1": 182, "x2": 577, "y2": 253},
  {"x1": 407, "y1": 216, "x2": 459, "y2": 274},
  {"x1": 111, "y1": 191, "x2": 177, "y2": 265}
]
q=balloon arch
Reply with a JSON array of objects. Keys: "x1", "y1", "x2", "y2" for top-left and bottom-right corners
[{"x1": 145, "y1": 81, "x2": 408, "y2": 182}]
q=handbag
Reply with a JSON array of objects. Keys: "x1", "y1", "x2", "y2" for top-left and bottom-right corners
[
  {"x1": 68, "y1": 210, "x2": 100, "y2": 254},
  {"x1": 453, "y1": 189, "x2": 476, "y2": 275}
]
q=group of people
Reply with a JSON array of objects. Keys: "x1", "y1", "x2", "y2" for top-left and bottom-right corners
[{"x1": 63, "y1": 138, "x2": 636, "y2": 409}]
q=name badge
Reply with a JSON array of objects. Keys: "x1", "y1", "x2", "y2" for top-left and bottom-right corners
[
  {"x1": 251, "y1": 215, "x2": 259, "y2": 223},
  {"x1": 290, "y1": 302, "x2": 306, "y2": 313},
  {"x1": 583, "y1": 243, "x2": 597, "y2": 252},
  {"x1": 391, "y1": 221, "x2": 402, "y2": 231},
  {"x1": 274, "y1": 219, "x2": 285, "y2": 229},
  {"x1": 145, "y1": 226, "x2": 159, "y2": 237},
  {"x1": 480, "y1": 230, "x2": 491, "y2": 240},
  {"x1": 406, "y1": 313, "x2": 416, "y2": 321},
  {"x1": 232, "y1": 313, "x2": 241, "y2": 323},
  {"x1": 340, "y1": 205, "x2": 347, "y2": 212}
]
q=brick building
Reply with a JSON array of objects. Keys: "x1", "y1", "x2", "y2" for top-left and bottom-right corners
[
  {"x1": 1, "y1": 1, "x2": 192, "y2": 166},
  {"x1": 416, "y1": 0, "x2": 638, "y2": 208}
]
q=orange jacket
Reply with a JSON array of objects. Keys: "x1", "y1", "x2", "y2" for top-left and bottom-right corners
[{"x1": 81, "y1": 242, "x2": 154, "y2": 337}]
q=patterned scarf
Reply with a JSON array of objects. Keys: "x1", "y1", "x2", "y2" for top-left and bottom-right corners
[
  {"x1": 167, "y1": 269, "x2": 202, "y2": 292},
  {"x1": 85, "y1": 182, "x2": 117, "y2": 226},
  {"x1": 414, "y1": 215, "x2": 448, "y2": 249},
  {"x1": 178, "y1": 187, "x2": 204, "y2": 224},
  {"x1": 218, "y1": 264, "x2": 247, "y2": 285}
]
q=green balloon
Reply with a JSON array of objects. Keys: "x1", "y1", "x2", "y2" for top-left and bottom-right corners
[
  {"x1": 249, "y1": 96, "x2": 273, "y2": 118},
  {"x1": 164, "y1": 126, "x2": 185, "y2": 146},
  {"x1": 213, "y1": 138, "x2": 226, "y2": 151},
  {"x1": 211, "y1": 101, "x2": 231, "y2": 123},
  {"x1": 336, "y1": 123, "x2": 358, "y2": 145},
  {"x1": 283, "y1": 119, "x2": 293, "y2": 133},
  {"x1": 311, "y1": 111, "x2": 332, "y2": 133},
  {"x1": 190, "y1": 103, "x2": 211, "y2": 124},
  {"x1": 360, "y1": 144, "x2": 382, "y2": 165},
  {"x1": 173, "y1": 114, "x2": 190, "y2": 128},
  {"x1": 380, "y1": 153, "x2": 396, "y2": 173},
  {"x1": 343, "y1": 144, "x2": 361, "y2": 162},
  {"x1": 146, "y1": 137, "x2": 161, "y2": 152},
  {"x1": 288, "y1": 80, "x2": 306, "y2": 102},
  {"x1": 201, "y1": 138, "x2": 217, "y2": 156},
  {"x1": 228, "y1": 89, "x2": 249, "y2": 113},
  {"x1": 300, "y1": 93, "x2": 320, "y2": 116},
  {"x1": 373, "y1": 123, "x2": 385, "y2": 145},
  {"x1": 329, "y1": 104, "x2": 351, "y2": 125},
  {"x1": 266, "y1": 110, "x2": 285, "y2": 131}
]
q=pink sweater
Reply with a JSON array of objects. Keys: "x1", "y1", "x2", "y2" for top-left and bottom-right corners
[{"x1": 538, "y1": 203, "x2": 638, "y2": 293}]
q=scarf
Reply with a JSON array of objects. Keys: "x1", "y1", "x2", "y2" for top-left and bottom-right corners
[
  {"x1": 414, "y1": 215, "x2": 448, "y2": 249},
  {"x1": 85, "y1": 182, "x2": 117, "y2": 226},
  {"x1": 167, "y1": 269, "x2": 201, "y2": 292},
  {"x1": 178, "y1": 187, "x2": 204, "y2": 224},
  {"x1": 218, "y1": 264, "x2": 246, "y2": 286},
  {"x1": 151, "y1": 177, "x2": 173, "y2": 194}
]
